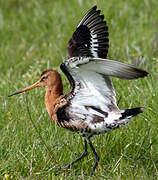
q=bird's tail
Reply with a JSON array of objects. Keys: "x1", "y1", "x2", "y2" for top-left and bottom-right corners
[
  {"x1": 121, "y1": 107, "x2": 143, "y2": 119},
  {"x1": 118, "y1": 107, "x2": 143, "y2": 125},
  {"x1": 103, "y1": 107, "x2": 144, "y2": 131}
]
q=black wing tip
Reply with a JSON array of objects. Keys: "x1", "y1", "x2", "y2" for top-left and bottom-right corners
[
  {"x1": 142, "y1": 70, "x2": 149, "y2": 77},
  {"x1": 92, "y1": 5, "x2": 97, "y2": 9},
  {"x1": 67, "y1": 5, "x2": 109, "y2": 59},
  {"x1": 80, "y1": 5, "x2": 107, "y2": 27},
  {"x1": 144, "y1": 70, "x2": 149, "y2": 76},
  {"x1": 100, "y1": 14, "x2": 104, "y2": 19},
  {"x1": 130, "y1": 65, "x2": 149, "y2": 79},
  {"x1": 138, "y1": 69, "x2": 149, "y2": 78}
]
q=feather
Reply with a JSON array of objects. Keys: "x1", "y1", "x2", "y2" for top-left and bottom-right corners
[{"x1": 67, "y1": 6, "x2": 109, "y2": 59}]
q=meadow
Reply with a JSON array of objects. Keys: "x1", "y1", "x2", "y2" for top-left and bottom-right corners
[{"x1": 0, "y1": 0, "x2": 158, "y2": 179}]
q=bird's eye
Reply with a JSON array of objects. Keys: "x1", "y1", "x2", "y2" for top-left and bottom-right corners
[{"x1": 41, "y1": 76, "x2": 47, "y2": 81}]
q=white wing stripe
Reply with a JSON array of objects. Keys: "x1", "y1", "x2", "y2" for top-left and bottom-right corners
[{"x1": 90, "y1": 33, "x2": 98, "y2": 58}]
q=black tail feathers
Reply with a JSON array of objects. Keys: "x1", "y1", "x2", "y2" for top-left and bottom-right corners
[{"x1": 120, "y1": 107, "x2": 143, "y2": 120}]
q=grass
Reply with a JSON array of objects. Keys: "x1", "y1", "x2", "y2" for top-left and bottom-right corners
[{"x1": 0, "y1": 0, "x2": 158, "y2": 179}]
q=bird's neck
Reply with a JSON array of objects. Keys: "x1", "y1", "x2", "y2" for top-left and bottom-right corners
[{"x1": 45, "y1": 77, "x2": 63, "y2": 117}]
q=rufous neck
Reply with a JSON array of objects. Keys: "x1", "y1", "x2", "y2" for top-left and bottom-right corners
[{"x1": 45, "y1": 82, "x2": 63, "y2": 117}]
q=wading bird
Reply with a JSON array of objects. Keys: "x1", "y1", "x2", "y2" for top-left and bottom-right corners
[{"x1": 8, "y1": 6, "x2": 148, "y2": 175}]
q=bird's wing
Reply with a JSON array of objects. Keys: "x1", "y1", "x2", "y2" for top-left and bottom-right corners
[
  {"x1": 67, "y1": 6, "x2": 109, "y2": 59},
  {"x1": 60, "y1": 57, "x2": 148, "y2": 112}
]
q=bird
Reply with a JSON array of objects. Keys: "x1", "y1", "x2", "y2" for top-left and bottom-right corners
[{"x1": 8, "y1": 6, "x2": 148, "y2": 175}]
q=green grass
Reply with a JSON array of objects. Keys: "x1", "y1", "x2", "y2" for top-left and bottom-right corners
[{"x1": 0, "y1": 0, "x2": 158, "y2": 179}]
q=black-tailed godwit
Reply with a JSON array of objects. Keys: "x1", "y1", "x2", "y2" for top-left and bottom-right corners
[{"x1": 8, "y1": 6, "x2": 148, "y2": 175}]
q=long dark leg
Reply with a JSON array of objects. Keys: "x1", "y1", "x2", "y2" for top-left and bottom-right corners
[
  {"x1": 86, "y1": 138, "x2": 100, "y2": 175},
  {"x1": 56, "y1": 139, "x2": 88, "y2": 169}
]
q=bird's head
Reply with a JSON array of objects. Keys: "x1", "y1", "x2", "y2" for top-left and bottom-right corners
[{"x1": 8, "y1": 69, "x2": 62, "y2": 97}]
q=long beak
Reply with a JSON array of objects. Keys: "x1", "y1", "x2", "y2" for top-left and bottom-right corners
[{"x1": 8, "y1": 80, "x2": 41, "y2": 97}]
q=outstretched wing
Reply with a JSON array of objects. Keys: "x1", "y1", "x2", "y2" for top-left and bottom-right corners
[
  {"x1": 61, "y1": 57, "x2": 148, "y2": 113},
  {"x1": 67, "y1": 6, "x2": 109, "y2": 59}
]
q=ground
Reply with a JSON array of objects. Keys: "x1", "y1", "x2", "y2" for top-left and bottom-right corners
[{"x1": 0, "y1": 0, "x2": 158, "y2": 179}]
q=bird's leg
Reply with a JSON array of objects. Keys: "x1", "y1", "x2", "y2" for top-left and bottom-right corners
[
  {"x1": 56, "y1": 139, "x2": 88, "y2": 169},
  {"x1": 86, "y1": 137, "x2": 100, "y2": 176}
]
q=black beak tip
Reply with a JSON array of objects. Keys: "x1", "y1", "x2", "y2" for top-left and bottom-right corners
[
  {"x1": 8, "y1": 91, "x2": 22, "y2": 97},
  {"x1": 8, "y1": 93, "x2": 16, "y2": 97}
]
